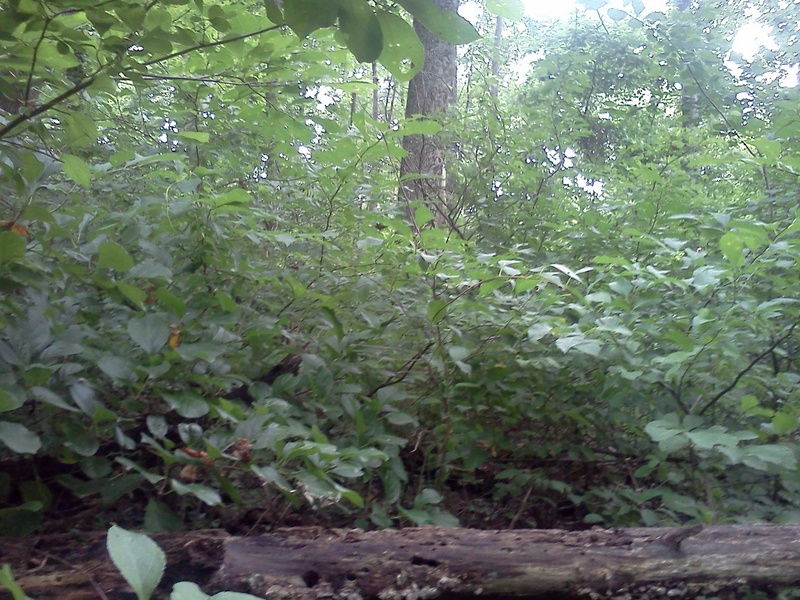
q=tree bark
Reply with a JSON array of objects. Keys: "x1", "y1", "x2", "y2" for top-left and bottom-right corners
[
  {"x1": 399, "y1": 0, "x2": 458, "y2": 231},
  {"x1": 5, "y1": 525, "x2": 800, "y2": 599}
]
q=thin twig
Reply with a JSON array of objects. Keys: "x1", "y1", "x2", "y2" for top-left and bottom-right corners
[{"x1": 698, "y1": 321, "x2": 799, "y2": 415}]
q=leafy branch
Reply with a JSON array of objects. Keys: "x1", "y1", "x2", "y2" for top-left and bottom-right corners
[{"x1": 698, "y1": 321, "x2": 799, "y2": 416}]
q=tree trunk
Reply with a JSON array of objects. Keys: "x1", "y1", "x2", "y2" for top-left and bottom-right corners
[
  {"x1": 6, "y1": 525, "x2": 800, "y2": 599},
  {"x1": 399, "y1": 0, "x2": 458, "y2": 231}
]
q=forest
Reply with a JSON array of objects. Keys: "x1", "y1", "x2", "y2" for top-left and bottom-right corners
[{"x1": 1, "y1": 0, "x2": 800, "y2": 596}]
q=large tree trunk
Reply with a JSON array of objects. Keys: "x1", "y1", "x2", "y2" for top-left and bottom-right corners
[
  {"x1": 399, "y1": 0, "x2": 458, "y2": 231},
  {"x1": 6, "y1": 525, "x2": 800, "y2": 599}
]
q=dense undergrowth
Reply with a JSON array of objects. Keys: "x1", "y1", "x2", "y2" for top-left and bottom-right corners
[{"x1": 1, "y1": 0, "x2": 800, "y2": 537}]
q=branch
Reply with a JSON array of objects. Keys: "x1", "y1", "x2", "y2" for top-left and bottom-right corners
[
  {"x1": 141, "y1": 25, "x2": 281, "y2": 67},
  {"x1": 698, "y1": 321, "x2": 799, "y2": 415},
  {"x1": 367, "y1": 342, "x2": 434, "y2": 397},
  {"x1": 0, "y1": 76, "x2": 96, "y2": 140},
  {"x1": 0, "y1": 25, "x2": 282, "y2": 140}
]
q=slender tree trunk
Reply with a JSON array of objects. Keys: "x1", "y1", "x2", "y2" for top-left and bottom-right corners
[
  {"x1": 399, "y1": 0, "x2": 458, "y2": 231},
  {"x1": 490, "y1": 16, "x2": 504, "y2": 99}
]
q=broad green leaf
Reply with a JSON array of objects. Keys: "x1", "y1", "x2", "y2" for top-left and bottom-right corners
[
  {"x1": 752, "y1": 137, "x2": 781, "y2": 159},
  {"x1": 175, "y1": 131, "x2": 209, "y2": 143},
  {"x1": 398, "y1": 119, "x2": 443, "y2": 136},
  {"x1": 0, "y1": 231, "x2": 26, "y2": 262},
  {"x1": 117, "y1": 283, "x2": 147, "y2": 309},
  {"x1": 486, "y1": 0, "x2": 524, "y2": 20},
  {"x1": 63, "y1": 112, "x2": 98, "y2": 149},
  {"x1": 128, "y1": 314, "x2": 169, "y2": 354},
  {"x1": 584, "y1": 292, "x2": 611, "y2": 303},
  {"x1": 527, "y1": 323, "x2": 551, "y2": 342},
  {"x1": 396, "y1": 0, "x2": 480, "y2": 44},
  {"x1": 162, "y1": 391, "x2": 209, "y2": 418},
  {"x1": 719, "y1": 231, "x2": 744, "y2": 267},
  {"x1": 415, "y1": 206, "x2": 435, "y2": 225},
  {"x1": 215, "y1": 290, "x2": 238, "y2": 313},
  {"x1": 97, "y1": 356, "x2": 138, "y2": 382},
  {"x1": 686, "y1": 426, "x2": 738, "y2": 450},
  {"x1": 0, "y1": 389, "x2": 25, "y2": 413},
  {"x1": 98, "y1": 241, "x2": 134, "y2": 272},
  {"x1": 171, "y1": 581, "x2": 266, "y2": 599},
  {"x1": 377, "y1": 12, "x2": 424, "y2": 80},
  {"x1": 154, "y1": 287, "x2": 187, "y2": 317},
  {"x1": 644, "y1": 419, "x2": 682, "y2": 443},
  {"x1": 338, "y1": 0, "x2": 383, "y2": 63},
  {"x1": 447, "y1": 345, "x2": 470, "y2": 362},
  {"x1": 0, "y1": 422, "x2": 41, "y2": 454},
  {"x1": 62, "y1": 421, "x2": 100, "y2": 457},
  {"x1": 772, "y1": 412, "x2": 798, "y2": 435},
  {"x1": 284, "y1": 0, "x2": 339, "y2": 38},
  {"x1": 30, "y1": 386, "x2": 78, "y2": 412},
  {"x1": 61, "y1": 154, "x2": 91, "y2": 187},
  {"x1": 742, "y1": 444, "x2": 797, "y2": 470},
  {"x1": 479, "y1": 279, "x2": 506, "y2": 295},
  {"x1": 144, "y1": 498, "x2": 182, "y2": 532},
  {"x1": 427, "y1": 299, "x2": 447, "y2": 324},
  {"x1": 607, "y1": 7, "x2": 628, "y2": 20},
  {"x1": 170, "y1": 480, "x2": 222, "y2": 505},
  {"x1": 555, "y1": 335, "x2": 602, "y2": 356},
  {"x1": 107, "y1": 525, "x2": 166, "y2": 600}
]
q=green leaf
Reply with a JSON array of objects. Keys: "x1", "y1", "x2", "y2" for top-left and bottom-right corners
[
  {"x1": 107, "y1": 525, "x2": 166, "y2": 600},
  {"x1": 170, "y1": 480, "x2": 222, "y2": 505},
  {"x1": 486, "y1": 0, "x2": 524, "y2": 20},
  {"x1": 215, "y1": 290, "x2": 238, "y2": 313},
  {"x1": 527, "y1": 323, "x2": 551, "y2": 342},
  {"x1": 30, "y1": 386, "x2": 78, "y2": 412},
  {"x1": 0, "y1": 563, "x2": 32, "y2": 600},
  {"x1": 415, "y1": 206, "x2": 435, "y2": 225},
  {"x1": 752, "y1": 137, "x2": 781, "y2": 160},
  {"x1": 742, "y1": 444, "x2": 797, "y2": 471},
  {"x1": 162, "y1": 391, "x2": 209, "y2": 419},
  {"x1": 398, "y1": 118, "x2": 443, "y2": 136},
  {"x1": 0, "y1": 231, "x2": 26, "y2": 262},
  {"x1": 98, "y1": 241, "x2": 134, "y2": 272},
  {"x1": 97, "y1": 356, "x2": 138, "y2": 382},
  {"x1": 772, "y1": 412, "x2": 798, "y2": 436},
  {"x1": 61, "y1": 154, "x2": 92, "y2": 188},
  {"x1": 395, "y1": 0, "x2": 480, "y2": 44},
  {"x1": 376, "y1": 12, "x2": 424, "y2": 80},
  {"x1": 144, "y1": 498, "x2": 182, "y2": 532},
  {"x1": 607, "y1": 7, "x2": 628, "y2": 20},
  {"x1": 555, "y1": 334, "x2": 601, "y2": 356},
  {"x1": 128, "y1": 314, "x2": 169, "y2": 354},
  {"x1": 284, "y1": 0, "x2": 339, "y2": 38},
  {"x1": 718, "y1": 232, "x2": 743, "y2": 265},
  {"x1": 427, "y1": 299, "x2": 447, "y2": 324},
  {"x1": 338, "y1": 0, "x2": 383, "y2": 63},
  {"x1": 0, "y1": 421, "x2": 41, "y2": 454},
  {"x1": 153, "y1": 287, "x2": 186, "y2": 317},
  {"x1": 175, "y1": 131, "x2": 209, "y2": 143},
  {"x1": 171, "y1": 581, "x2": 266, "y2": 600},
  {"x1": 117, "y1": 282, "x2": 147, "y2": 310},
  {"x1": 63, "y1": 112, "x2": 98, "y2": 149}
]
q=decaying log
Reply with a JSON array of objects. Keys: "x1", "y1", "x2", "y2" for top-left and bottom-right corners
[{"x1": 3, "y1": 525, "x2": 800, "y2": 599}]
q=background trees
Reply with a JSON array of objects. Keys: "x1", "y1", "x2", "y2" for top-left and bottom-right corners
[{"x1": 1, "y1": 0, "x2": 799, "y2": 536}]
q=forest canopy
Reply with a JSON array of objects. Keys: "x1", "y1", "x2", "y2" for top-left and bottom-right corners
[{"x1": 1, "y1": 0, "x2": 799, "y2": 539}]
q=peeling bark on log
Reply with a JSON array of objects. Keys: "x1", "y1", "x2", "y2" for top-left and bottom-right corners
[{"x1": 2, "y1": 525, "x2": 800, "y2": 599}]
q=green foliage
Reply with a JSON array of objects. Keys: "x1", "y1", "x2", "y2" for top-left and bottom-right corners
[
  {"x1": 106, "y1": 525, "x2": 263, "y2": 599},
  {"x1": 108, "y1": 525, "x2": 166, "y2": 600},
  {"x1": 0, "y1": 564, "x2": 32, "y2": 600},
  {"x1": 0, "y1": 0, "x2": 799, "y2": 539}
]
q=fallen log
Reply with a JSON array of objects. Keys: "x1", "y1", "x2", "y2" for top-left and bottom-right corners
[{"x1": 2, "y1": 524, "x2": 800, "y2": 599}]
